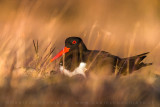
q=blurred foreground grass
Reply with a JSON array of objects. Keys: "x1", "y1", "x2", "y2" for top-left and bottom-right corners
[{"x1": 0, "y1": 0, "x2": 160, "y2": 106}]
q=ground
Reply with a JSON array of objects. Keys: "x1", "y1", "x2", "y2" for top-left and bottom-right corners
[{"x1": 0, "y1": 0, "x2": 160, "y2": 107}]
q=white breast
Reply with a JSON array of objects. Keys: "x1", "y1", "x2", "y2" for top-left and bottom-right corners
[{"x1": 60, "y1": 62, "x2": 87, "y2": 77}]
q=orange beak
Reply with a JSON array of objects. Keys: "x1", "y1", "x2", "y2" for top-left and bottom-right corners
[{"x1": 50, "y1": 47, "x2": 70, "y2": 62}]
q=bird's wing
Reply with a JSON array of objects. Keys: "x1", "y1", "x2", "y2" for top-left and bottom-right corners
[{"x1": 117, "y1": 52, "x2": 152, "y2": 75}]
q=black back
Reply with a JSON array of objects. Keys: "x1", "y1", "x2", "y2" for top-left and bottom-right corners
[{"x1": 59, "y1": 37, "x2": 152, "y2": 75}]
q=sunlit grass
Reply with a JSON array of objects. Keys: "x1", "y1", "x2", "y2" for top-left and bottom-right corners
[{"x1": 0, "y1": 0, "x2": 160, "y2": 107}]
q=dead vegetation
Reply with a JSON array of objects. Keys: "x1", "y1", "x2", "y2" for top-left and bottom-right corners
[{"x1": 0, "y1": 0, "x2": 160, "y2": 107}]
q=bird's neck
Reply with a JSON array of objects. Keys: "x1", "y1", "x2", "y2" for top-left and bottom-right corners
[{"x1": 62, "y1": 43, "x2": 88, "y2": 71}]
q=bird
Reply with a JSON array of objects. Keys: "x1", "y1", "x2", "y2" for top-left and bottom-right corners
[{"x1": 50, "y1": 37, "x2": 152, "y2": 77}]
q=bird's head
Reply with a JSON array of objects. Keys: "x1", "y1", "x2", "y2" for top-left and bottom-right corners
[{"x1": 50, "y1": 37, "x2": 87, "y2": 62}]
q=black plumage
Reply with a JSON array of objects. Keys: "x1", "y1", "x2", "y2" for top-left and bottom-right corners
[{"x1": 52, "y1": 37, "x2": 152, "y2": 75}]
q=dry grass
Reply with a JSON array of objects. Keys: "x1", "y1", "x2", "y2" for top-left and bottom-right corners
[{"x1": 0, "y1": 0, "x2": 160, "y2": 107}]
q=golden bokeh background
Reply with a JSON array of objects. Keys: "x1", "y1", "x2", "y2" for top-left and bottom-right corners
[
  {"x1": 0, "y1": 0, "x2": 160, "y2": 106},
  {"x1": 0, "y1": 0, "x2": 159, "y2": 67}
]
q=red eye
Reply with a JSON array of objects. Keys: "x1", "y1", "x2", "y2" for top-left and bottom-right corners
[{"x1": 72, "y1": 40, "x2": 77, "y2": 44}]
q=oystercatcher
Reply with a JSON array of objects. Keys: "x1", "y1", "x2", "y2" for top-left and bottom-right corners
[{"x1": 51, "y1": 37, "x2": 152, "y2": 77}]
